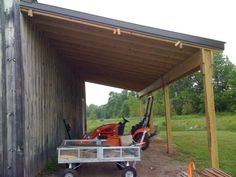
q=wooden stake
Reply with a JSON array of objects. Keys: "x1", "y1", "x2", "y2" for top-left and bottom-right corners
[
  {"x1": 201, "y1": 49, "x2": 219, "y2": 168},
  {"x1": 163, "y1": 85, "x2": 173, "y2": 154},
  {"x1": 27, "y1": 9, "x2": 33, "y2": 17},
  {"x1": 117, "y1": 28, "x2": 121, "y2": 35},
  {"x1": 175, "y1": 41, "x2": 181, "y2": 47}
]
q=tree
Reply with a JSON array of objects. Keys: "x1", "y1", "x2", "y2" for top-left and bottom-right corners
[
  {"x1": 213, "y1": 52, "x2": 236, "y2": 112},
  {"x1": 86, "y1": 52, "x2": 236, "y2": 119}
]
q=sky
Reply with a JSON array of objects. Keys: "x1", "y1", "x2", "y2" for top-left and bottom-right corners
[{"x1": 39, "y1": 0, "x2": 236, "y2": 105}]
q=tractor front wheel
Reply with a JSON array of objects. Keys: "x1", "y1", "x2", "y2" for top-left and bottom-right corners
[
  {"x1": 121, "y1": 166, "x2": 137, "y2": 177},
  {"x1": 59, "y1": 169, "x2": 78, "y2": 177}
]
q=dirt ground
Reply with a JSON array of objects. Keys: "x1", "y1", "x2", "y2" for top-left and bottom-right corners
[{"x1": 42, "y1": 137, "x2": 187, "y2": 177}]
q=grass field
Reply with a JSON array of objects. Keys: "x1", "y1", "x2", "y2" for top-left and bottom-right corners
[
  {"x1": 87, "y1": 113, "x2": 236, "y2": 176},
  {"x1": 168, "y1": 131, "x2": 236, "y2": 176}
]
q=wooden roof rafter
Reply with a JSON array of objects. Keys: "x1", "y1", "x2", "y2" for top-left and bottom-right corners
[{"x1": 20, "y1": 1, "x2": 225, "y2": 95}]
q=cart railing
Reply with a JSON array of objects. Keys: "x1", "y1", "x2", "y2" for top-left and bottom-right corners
[{"x1": 57, "y1": 140, "x2": 141, "y2": 164}]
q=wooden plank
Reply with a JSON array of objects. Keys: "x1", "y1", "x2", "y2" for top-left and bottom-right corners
[
  {"x1": 73, "y1": 60, "x2": 155, "y2": 82},
  {"x1": 37, "y1": 26, "x2": 187, "y2": 61},
  {"x1": 139, "y1": 50, "x2": 202, "y2": 96},
  {"x1": 65, "y1": 57, "x2": 162, "y2": 82},
  {"x1": 20, "y1": 8, "x2": 216, "y2": 51},
  {"x1": 46, "y1": 35, "x2": 180, "y2": 66},
  {"x1": 0, "y1": 2, "x2": 7, "y2": 176},
  {"x1": 80, "y1": 72, "x2": 145, "y2": 91},
  {"x1": 19, "y1": 16, "x2": 83, "y2": 176},
  {"x1": 20, "y1": 14, "x2": 29, "y2": 177},
  {"x1": 32, "y1": 17, "x2": 195, "y2": 56},
  {"x1": 201, "y1": 49, "x2": 219, "y2": 168},
  {"x1": 60, "y1": 52, "x2": 167, "y2": 76},
  {"x1": 0, "y1": 30, "x2": 3, "y2": 177},
  {"x1": 52, "y1": 42, "x2": 175, "y2": 70},
  {"x1": 201, "y1": 168, "x2": 231, "y2": 177},
  {"x1": 163, "y1": 85, "x2": 173, "y2": 154}
]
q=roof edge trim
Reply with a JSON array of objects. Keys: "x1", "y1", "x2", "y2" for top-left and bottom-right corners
[{"x1": 20, "y1": 1, "x2": 225, "y2": 50}]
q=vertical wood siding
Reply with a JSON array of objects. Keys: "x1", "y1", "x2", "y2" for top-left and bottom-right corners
[
  {"x1": 21, "y1": 16, "x2": 79, "y2": 177},
  {"x1": 1, "y1": 0, "x2": 25, "y2": 177},
  {"x1": 0, "y1": 5, "x2": 5, "y2": 176}
]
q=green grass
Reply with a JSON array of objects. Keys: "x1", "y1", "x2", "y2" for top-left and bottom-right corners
[
  {"x1": 38, "y1": 155, "x2": 59, "y2": 176},
  {"x1": 166, "y1": 131, "x2": 236, "y2": 176},
  {"x1": 88, "y1": 113, "x2": 236, "y2": 132},
  {"x1": 87, "y1": 113, "x2": 236, "y2": 176}
]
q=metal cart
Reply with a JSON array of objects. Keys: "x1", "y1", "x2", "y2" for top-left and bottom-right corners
[{"x1": 57, "y1": 139, "x2": 141, "y2": 177}]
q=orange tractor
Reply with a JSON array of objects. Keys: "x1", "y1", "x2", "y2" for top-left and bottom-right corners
[
  {"x1": 64, "y1": 96, "x2": 156, "y2": 150},
  {"x1": 82, "y1": 96, "x2": 156, "y2": 150}
]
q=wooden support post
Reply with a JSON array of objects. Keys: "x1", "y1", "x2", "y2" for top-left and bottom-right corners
[
  {"x1": 76, "y1": 79, "x2": 86, "y2": 138},
  {"x1": 201, "y1": 49, "x2": 219, "y2": 168},
  {"x1": 82, "y1": 81, "x2": 87, "y2": 134},
  {"x1": 139, "y1": 96, "x2": 145, "y2": 117},
  {"x1": 163, "y1": 85, "x2": 173, "y2": 154},
  {"x1": 0, "y1": 0, "x2": 24, "y2": 177},
  {"x1": 148, "y1": 93, "x2": 154, "y2": 133}
]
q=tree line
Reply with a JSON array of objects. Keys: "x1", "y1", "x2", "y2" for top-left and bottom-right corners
[{"x1": 87, "y1": 52, "x2": 236, "y2": 119}]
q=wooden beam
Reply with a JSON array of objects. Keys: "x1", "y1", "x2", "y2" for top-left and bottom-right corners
[
  {"x1": 139, "y1": 50, "x2": 202, "y2": 97},
  {"x1": 74, "y1": 62, "x2": 152, "y2": 84},
  {"x1": 32, "y1": 18, "x2": 195, "y2": 56},
  {"x1": 201, "y1": 49, "x2": 219, "y2": 168},
  {"x1": 46, "y1": 33, "x2": 180, "y2": 66},
  {"x1": 58, "y1": 50, "x2": 168, "y2": 75},
  {"x1": 20, "y1": 8, "x2": 203, "y2": 50},
  {"x1": 163, "y1": 85, "x2": 173, "y2": 154},
  {"x1": 37, "y1": 25, "x2": 188, "y2": 61},
  {"x1": 79, "y1": 73, "x2": 144, "y2": 91}
]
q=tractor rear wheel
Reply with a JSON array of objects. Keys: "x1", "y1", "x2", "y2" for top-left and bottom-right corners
[{"x1": 133, "y1": 133, "x2": 150, "y2": 150}]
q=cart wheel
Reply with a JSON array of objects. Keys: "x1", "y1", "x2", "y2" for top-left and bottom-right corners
[
  {"x1": 116, "y1": 162, "x2": 125, "y2": 170},
  {"x1": 133, "y1": 133, "x2": 150, "y2": 150},
  {"x1": 121, "y1": 166, "x2": 137, "y2": 177},
  {"x1": 59, "y1": 169, "x2": 78, "y2": 177}
]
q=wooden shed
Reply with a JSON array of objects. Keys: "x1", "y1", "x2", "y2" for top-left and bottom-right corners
[{"x1": 0, "y1": 0, "x2": 225, "y2": 177}]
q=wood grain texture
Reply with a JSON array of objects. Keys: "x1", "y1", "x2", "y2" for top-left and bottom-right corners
[
  {"x1": 0, "y1": 1, "x2": 6, "y2": 175},
  {"x1": 21, "y1": 16, "x2": 82, "y2": 177},
  {"x1": 139, "y1": 50, "x2": 202, "y2": 96},
  {"x1": 19, "y1": 11, "x2": 201, "y2": 93},
  {"x1": 163, "y1": 85, "x2": 173, "y2": 154},
  {"x1": 0, "y1": 0, "x2": 24, "y2": 177},
  {"x1": 201, "y1": 49, "x2": 219, "y2": 168}
]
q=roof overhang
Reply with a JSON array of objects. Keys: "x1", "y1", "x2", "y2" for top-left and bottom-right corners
[{"x1": 20, "y1": 1, "x2": 225, "y2": 96}]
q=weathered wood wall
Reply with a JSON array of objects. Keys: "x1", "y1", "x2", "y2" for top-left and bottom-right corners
[
  {"x1": 0, "y1": 1, "x2": 5, "y2": 175},
  {"x1": 21, "y1": 16, "x2": 83, "y2": 177},
  {"x1": 0, "y1": 0, "x2": 25, "y2": 177}
]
